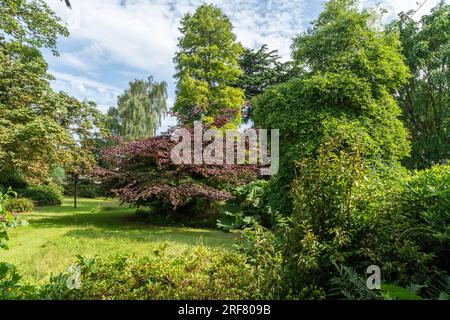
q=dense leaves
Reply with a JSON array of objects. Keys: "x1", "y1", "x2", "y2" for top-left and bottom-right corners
[
  {"x1": 94, "y1": 130, "x2": 257, "y2": 212},
  {"x1": 0, "y1": 0, "x2": 107, "y2": 183},
  {"x1": 390, "y1": 2, "x2": 450, "y2": 169},
  {"x1": 105, "y1": 77, "x2": 168, "y2": 140},
  {"x1": 40, "y1": 248, "x2": 257, "y2": 300},
  {"x1": 253, "y1": 0, "x2": 411, "y2": 213},
  {"x1": 173, "y1": 4, "x2": 244, "y2": 124}
]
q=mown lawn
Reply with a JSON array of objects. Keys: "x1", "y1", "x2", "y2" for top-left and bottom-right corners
[{"x1": 0, "y1": 197, "x2": 237, "y2": 284}]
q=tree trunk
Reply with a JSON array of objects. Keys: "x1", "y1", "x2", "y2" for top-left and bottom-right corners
[{"x1": 74, "y1": 174, "x2": 79, "y2": 208}]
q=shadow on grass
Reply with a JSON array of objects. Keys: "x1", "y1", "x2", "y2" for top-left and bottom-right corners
[
  {"x1": 27, "y1": 199, "x2": 238, "y2": 249},
  {"x1": 62, "y1": 228, "x2": 237, "y2": 249}
]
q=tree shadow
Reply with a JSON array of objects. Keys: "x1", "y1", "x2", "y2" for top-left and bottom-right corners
[
  {"x1": 62, "y1": 227, "x2": 238, "y2": 249},
  {"x1": 28, "y1": 203, "x2": 238, "y2": 249}
]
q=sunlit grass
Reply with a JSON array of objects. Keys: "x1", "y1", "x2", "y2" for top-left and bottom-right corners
[{"x1": 0, "y1": 197, "x2": 237, "y2": 284}]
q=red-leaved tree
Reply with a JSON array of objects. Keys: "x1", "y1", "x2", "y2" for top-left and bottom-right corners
[{"x1": 93, "y1": 128, "x2": 258, "y2": 214}]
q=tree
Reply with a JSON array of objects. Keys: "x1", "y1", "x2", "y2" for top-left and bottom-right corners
[
  {"x1": 105, "y1": 77, "x2": 167, "y2": 141},
  {"x1": 173, "y1": 4, "x2": 244, "y2": 125},
  {"x1": 237, "y1": 45, "x2": 297, "y2": 100},
  {"x1": 236, "y1": 44, "x2": 300, "y2": 122},
  {"x1": 253, "y1": 0, "x2": 411, "y2": 213},
  {"x1": 93, "y1": 129, "x2": 257, "y2": 215},
  {"x1": 389, "y1": 2, "x2": 449, "y2": 169},
  {"x1": 0, "y1": 0, "x2": 106, "y2": 186}
]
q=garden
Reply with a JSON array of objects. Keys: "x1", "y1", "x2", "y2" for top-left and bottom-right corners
[{"x1": 0, "y1": 0, "x2": 449, "y2": 301}]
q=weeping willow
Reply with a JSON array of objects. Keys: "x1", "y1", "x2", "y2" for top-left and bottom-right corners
[{"x1": 106, "y1": 76, "x2": 168, "y2": 140}]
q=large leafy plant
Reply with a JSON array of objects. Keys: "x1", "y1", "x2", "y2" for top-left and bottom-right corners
[{"x1": 0, "y1": 188, "x2": 30, "y2": 299}]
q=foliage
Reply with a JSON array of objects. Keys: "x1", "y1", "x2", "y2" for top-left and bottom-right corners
[
  {"x1": 64, "y1": 178, "x2": 101, "y2": 199},
  {"x1": 389, "y1": 2, "x2": 449, "y2": 169},
  {"x1": 173, "y1": 4, "x2": 244, "y2": 124},
  {"x1": 40, "y1": 248, "x2": 257, "y2": 300},
  {"x1": 4, "y1": 197, "x2": 34, "y2": 213},
  {"x1": 239, "y1": 152, "x2": 448, "y2": 299},
  {"x1": 329, "y1": 264, "x2": 381, "y2": 300},
  {"x1": 0, "y1": 188, "x2": 31, "y2": 299},
  {"x1": 19, "y1": 185, "x2": 63, "y2": 206},
  {"x1": 398, "y1": 164, "x2": 450, "y2": 277},
  {"x1": 0, "y1": 0, "x2": 68, "y2": 53},
  {"x1": 0, "y1": 262, "x2": 23, "y2": 299},
  {"x1": 253, "y1": 0, "x2": 411, "y2": 214},
  {"x1": 105, "y1": 77, "x2": 168, "y2": 140},
  {"x1": 236, "y1": 45, "x2": 300, "y2": 122},
  {"x1": 380, "y1": 284, "x2": 423, "y2": 300},
  {"x1": 135, "y1": 205, "x2": 221, "y2": 229},
  {"x1": 94, "y1": 130, "x2": 257, "y2": 214},
  {"x1": 0, "y1": 0, "x2": 107, "y2": 183},
  {"x1": 217, "y1": 180, "x2": 281, "y2": 231},
  {"x1": 0, "y1": 171, "x2": 28, "y2": 192}
]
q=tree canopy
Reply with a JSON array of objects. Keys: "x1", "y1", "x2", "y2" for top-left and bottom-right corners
[
  {"x1": 390, "y1": 1, "x2": 449, "y2": 169},
  {"x1": 0, "y1": 0, "x2": 106, "y2": 183},
  {"x1": 253, "y1": 0, "x2": 411, "y2": 212}
]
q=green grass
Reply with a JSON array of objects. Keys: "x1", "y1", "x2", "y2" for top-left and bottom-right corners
[{"x1": 0, "y1": 197, "x2": 237, "y2": 284}]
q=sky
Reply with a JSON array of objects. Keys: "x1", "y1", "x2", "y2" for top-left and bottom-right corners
[{"x1": 42, "y1": 0, "x2": 445, "y2": 133}]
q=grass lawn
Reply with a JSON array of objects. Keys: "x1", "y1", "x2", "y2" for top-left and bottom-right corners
[{"x1": 0, "y1": 197, "x2": 237, "y2": 285}]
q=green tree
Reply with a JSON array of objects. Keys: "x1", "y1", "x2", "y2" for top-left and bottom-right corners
[
  {"x1": 173, "y1": 4, "x2": 244, "y2": 125},
  {"x1": 253, "y1": 0, "x2": 411, "y2": 212},
  {"x1": 105, "y1": 77, "x2": 167, "y2": 140},
  {"x1": 389, "y1": 2, "x2": 449, "y2": 169}
]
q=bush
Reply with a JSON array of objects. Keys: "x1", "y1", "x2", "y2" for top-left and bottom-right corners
[
  {"x1": 40, "y1": 247, "x2": 257, "y2": 300},
  {"x1": 19, "y1": 185, "x2": 62, "y2": 206},
  {"x1": 237, "y1": 141, "x2": 448, "y2": 299},
  {"x1": 0, "y1": 172, "x2": 28, "y2": 193},
  {"x1": 4, "y1": 198, "x2": 34, "y2": 213}
]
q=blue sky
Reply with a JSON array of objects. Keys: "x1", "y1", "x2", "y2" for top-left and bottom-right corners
[{"x1": 42, "y1": 0, "x2": 444, "y2": 132}]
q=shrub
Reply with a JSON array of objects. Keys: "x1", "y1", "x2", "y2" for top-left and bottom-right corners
[
  {"x1": 238, "y1": 141, "x2": 448, "y2": 299},
  {"x1": 397, "y1": 164, "x2": 450, "y2": 289},
  {"x1": 134, "y1": 204, "x2": 221, "y2": 228},
  {"x1": 4, "y1": 198, "x2": 34, "y2": 213},
  {"x1": 94, "y1": 130, "x2": 258, "y2": 215},
  {"x1": 40, "y1": 247, "x2": 257, "y2": 300},
  {"x1": 19, "y1": 185, "x2": 62, "y2": 206},
  {"x1": 0, "y1": 172, "x2": 28, "y2": 193},
  {"x1": 217, "y1": 180, "x2": 282, "y2": 231}
]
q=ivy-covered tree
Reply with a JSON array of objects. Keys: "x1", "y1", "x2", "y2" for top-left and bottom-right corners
[
  {"x1": 173, "y1": 4, "x2": 244, "y2": 125},
  {"x1": 105, "y1": 77, "x2": 167, "y2": 140},
  {"x1": 389, "y1": 2, "x2": 449, "y2": 169},
  {"x1": 253, "y1": 0, "x2": 411, "y2": 212}
]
